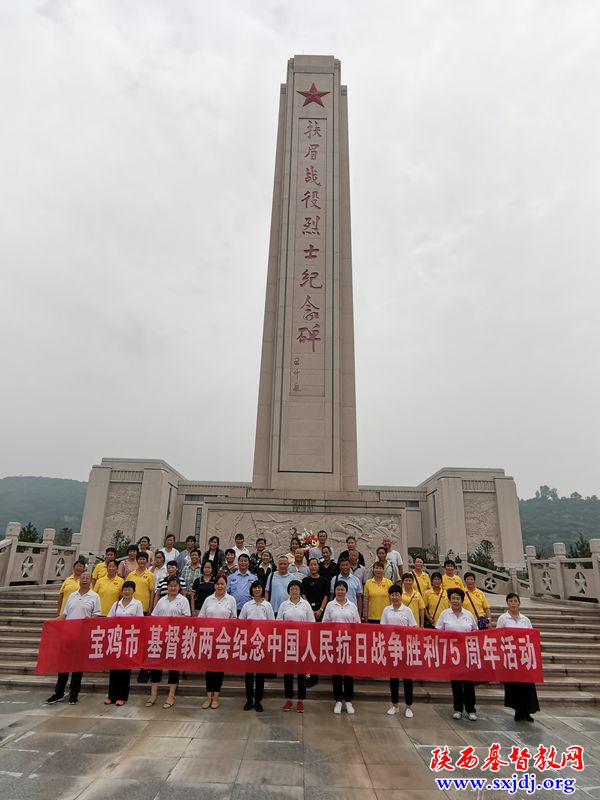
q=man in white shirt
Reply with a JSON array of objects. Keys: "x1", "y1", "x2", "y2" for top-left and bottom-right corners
[
  {"x1": 382, "y1": 536, "x2": 403, "y2": 571},
  {"x1": 233, "y1": 533, "x2": 250, "y2": 565},
  {"x1": 46, "y1": 571, "x2": 101, "y2": 705}
]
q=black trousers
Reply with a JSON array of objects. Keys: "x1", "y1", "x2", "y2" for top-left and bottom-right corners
[
  {"x1": 150, "y1": 669, "x2": 179, "y2": 685},
  {"x1": 389, "y1": 678, "x2": 413, "y2": 706},
  {"x1": 284, "y1": 674, "x2": 306, "y2": 700},
  {"x1": 245, "y1": 673, "x2": 265, "y2": 703},
  {"x1": 206, "y1": 672, "x2": 224, "y2": 693},
  {"x1": 332, "y1": 675, "x2": 354, "y2": 702},
  {"x1": 55, "y1": 672, "x2": 82, "y2": 698},
  {"x1": 108, "y1": 670, "x2": 131, "y2": 702},
  {"x1": 451, "y1": 680, "x2": 476, "y2": 713}
]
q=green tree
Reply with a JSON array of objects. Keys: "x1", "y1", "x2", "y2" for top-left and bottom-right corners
[
  {"x1": 111, "y1": 529, "x2": 131, "y2": 558},
  {"x1": 55, "y1": 527, "x2": 73, "y2": 546},
  {"x1": 467, "y1": 539, "x2": 497, "y2": 571},
  {"x1": 535, "y1": 485, "x2": 559, "y2": 501},
  {"x1": 19, "y1": 522, "x2": 40, "y2": 543},
  {"x1": 567, "y1": 533, "x2": 591, "y2": 559}
]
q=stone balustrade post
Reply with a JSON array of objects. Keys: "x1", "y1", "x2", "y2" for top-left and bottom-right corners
[
  {"x1": 3, "y1": 523, "x2": 22, "y2": 587},
  {"x1": 552, "y1": 542, "x2": 567, "y2": 600},
  {"x1": 41, "y1": 529, "x2": 56, "y2": 585},
  {"x1": 588, "y1": 539, "x2": 600, "y2": 603},
  {"x1": 525, "y1": 545, "x2": 537, "y2": 596}
]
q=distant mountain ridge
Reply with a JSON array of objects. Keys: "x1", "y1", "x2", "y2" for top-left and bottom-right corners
[
  {"x1": 1, "y1": 476, "x2": 599, "y2": 556},
  {"x1": 0, "y1": 476, "x2": 87, "y2": 537}
]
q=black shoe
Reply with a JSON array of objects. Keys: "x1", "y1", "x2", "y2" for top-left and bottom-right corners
[
  {"x1": 45, "y1": 693, "x2": 65, "y2": 705},
  {"x1": 68, "y1": 695, "x2": 79, "y2": 705},
  {"x1": 514, "y1": 712, "x2": 524, "y2": 721},
  {"x1": 254, "y1": 701, "x2": 264, "y2": 712},
  {"x1": 243, "y1": 700, "x2": 254, "y2": 711},
  {"x1": 305, "y1": 675, "x2": 319, "y2": 688},
  {"x1": 524, "y1": 714, "x2": 534, "y2": 722}
]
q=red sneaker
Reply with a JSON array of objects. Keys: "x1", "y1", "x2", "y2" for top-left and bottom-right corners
[
  {"x1": 282, "y1": 700, "x2": 293, "y2": 711},
  {"x1": 296, "y1": 701, "x2": 304, "y2": 713}
]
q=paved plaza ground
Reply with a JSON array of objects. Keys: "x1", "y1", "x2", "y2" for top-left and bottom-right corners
[{"x1": 0, "y1": 687, "x2": 599, "y2": 799}]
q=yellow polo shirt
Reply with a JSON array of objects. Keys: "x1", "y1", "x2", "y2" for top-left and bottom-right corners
[
  {"x1": 92, "y1": 562, "x2": 109, "y2": 584},
  {"x1": 402, "y1": 590, "x2": 425, "y2": 626},
  {"x1": 442, "y1": 574, "x2": 464, "y2": 592},
  {"x1": 59, "y1": 575, "x2": 80, "y2": 613},
  {"x1": 95, "y1": 575, "x2": 124, "y2": 616},
  {"x1": 423, "y1": 587, "x2": 450, "y2": 624},
  {"x1": 363, "y1": 577, "x2": 392, "y2": 621},
  {"x1": 411, "y1": 570, "x2": 431, "y2": 594},
  {"x1": 128, "y1": 570, "x2": 155, "y2": 612},
  {"x1": 463, "y1": 587, "x2": 490, "y2": 618}
]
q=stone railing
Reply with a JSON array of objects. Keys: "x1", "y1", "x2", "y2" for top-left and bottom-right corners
[
  {"x1": 526, "y1": 541, "x2": 600, "y2": 604},
  {"x1": 0, "y1": 522, "x2": 82, "y2": 588},
  {"x1": 423, "y1": 558, "x2": 529, "y2": 597}
]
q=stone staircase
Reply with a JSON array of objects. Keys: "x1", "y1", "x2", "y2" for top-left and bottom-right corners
[{"x1": 0, "y1": 586, "x2": 598, "y2": 704}]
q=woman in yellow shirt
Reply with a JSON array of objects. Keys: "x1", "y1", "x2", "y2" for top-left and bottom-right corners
[
  {"x1": 401, "y1": 573, "x2": 425, "y2": 626},
  {"x1": 441, "y1": 559, "x2": 464, "y2": 592},
  {"x1": 363, "y1": 563, "x2": 392, "y2": 622},
  {"x1": 95, "y1": 561, "x2": 124, "y2": 616},
  {"x1": 127, "y1": 553, "x2": 156, "y2": 613},
  {"x1": 463, "y1": 572, "x2": 492, "y2": 626},
  {"x1": 423, "y1": 572, "x2": 450, "y2": 627},
  {"x1": 410, "y1": 555, "x2": 431, "y2": 596},
  {"x1": 57, "y1": 560, "x2": 85, "y2": 614}
]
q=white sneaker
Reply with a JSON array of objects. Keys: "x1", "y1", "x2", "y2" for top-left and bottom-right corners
[
  {"x1": 334, "y1": 701, "x2": 343, "y2": 714},
  {"x1": 386, "y1": 705, "x2": 398, "y2": 716},
  {"x1": 467, "y1": 712, "x2": 477, "y2": 721},
  {"x1": 452, "y1": 711, "x2": 462, "y2": 719},
  {"x1": 405, "y1": 707, "x2": 413, "y2": 718},
  {"x1": 345, "y1": 702, "x2": 355, "y2": 715}
]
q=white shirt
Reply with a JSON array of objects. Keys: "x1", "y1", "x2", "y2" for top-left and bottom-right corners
[
  {"x1": 278, "y1": 597, "x2": 315, "y2": 622},
  {"x1": 380, "y1": 604, "x2": 417, "y2": 627},
  {"x1": 199, "y1": 593, "x2": 237, "y2": 619},
  {"x1": 496, "y1": 611, "x2": 533, "y2": 629},
  {"x1": 322, "y1": 599, "x2": 361, "y2": 624},
  {"x1": 151, "y1": 565, "x2": 168, "y2": 585},
  {"x1": 159, "y1": 547, "x2": 178, "y2": 564},
  {"x1": 63, "y1": 589, "x2": 101, "y2": 620},
  {"x1": 386, "y1": 549, "x2": 403, "y2": 569},
  {"x1": 436, "y1": 607, "x2": 477, "y2": 632},
  {"x1": 233, "y1": 545, "x2": 250, "y2": 565},
  {"x1": 239, "y1": 599, "x2": 275, "y2": 620},
  {"x1": 152, "y1": 594, "x2": 191, "y2": 617},
  {"x1": 108, "y1": 598, "x2": 144, "y2": 617}
]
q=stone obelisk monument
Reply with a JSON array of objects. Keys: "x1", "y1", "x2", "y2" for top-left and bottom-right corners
[{"x1": 252, "y1": 55, "x2": 358, "y2": 494}]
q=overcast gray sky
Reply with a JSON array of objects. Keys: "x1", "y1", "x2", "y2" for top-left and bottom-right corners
[{"x1": 1, "y1": 0, "x2": 599, "y2": 499}]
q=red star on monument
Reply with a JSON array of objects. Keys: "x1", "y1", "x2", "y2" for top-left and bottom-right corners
[{"x1": 297, "y1": 82, "x2": 330, "y2": 107}]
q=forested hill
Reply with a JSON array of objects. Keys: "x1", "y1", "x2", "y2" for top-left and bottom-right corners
[
  {"x1": 519, "y1": 488, "x2": 600, "y2": 556},
  {"x1": 0, "y1": 476, "x2": 87, "y2": 537},
  {"x1": 0, "y1": 477, "x2": 599, "y2": 556}
]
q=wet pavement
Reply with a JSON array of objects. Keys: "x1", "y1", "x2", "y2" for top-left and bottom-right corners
[{"x1": 0, "y1": 686, "x2": 599, "y2": 799}]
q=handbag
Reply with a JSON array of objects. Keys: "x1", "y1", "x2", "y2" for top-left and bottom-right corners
[
  {"x1": 466, "y1": 591, "x2": 489, "y2": 629},
  {"x1": 136, "y1": 668, "x2": 151, "y2": 684}
]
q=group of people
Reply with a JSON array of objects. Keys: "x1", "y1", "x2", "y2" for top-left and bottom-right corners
[{"x1": 46, "y1": 531, "x2": 539, "y2": 723}]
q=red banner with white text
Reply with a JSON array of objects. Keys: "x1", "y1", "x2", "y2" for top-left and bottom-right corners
[{"x1": 35, "y1": 618, "x2": 543, "y2": 683}]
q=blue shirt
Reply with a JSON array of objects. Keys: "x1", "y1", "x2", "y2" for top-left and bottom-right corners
[
  {"x1": 266, "y1": 572, "x2": 294, "y2": 614},
  {"x1": 227, "y1": 570, "x2": 257, "y2": 612},
  {"x1": 330, "y1": 572, "x2": 362, "y2": 606}
]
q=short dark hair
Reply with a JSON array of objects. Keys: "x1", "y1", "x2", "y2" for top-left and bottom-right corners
[
  {"x1": 105, "y1": 547, "x2": 116, "y2": 555},
  {"x1": 128, "y1": 544, "x2": 139, "y2": 554},
  {"x1": 167, "y1": 560, "x2": 179, "y2": 569},
  {"x1": 346, "y1": 536, "x2": 356, "y2": 543},
  {"x1": 238, "y1": 554, "x2": 250, "y2": 563},
  {"x1": 388, "y1": 584, "x2": 402, "y2": 595},
  {"x1": 463, "y1": 571, "x2": 475, "y2": 581},
  {"x1": 506, "y1": 592, "x2": 520, "y2": 603},
  {"x1": 250, "y1": 580, "x2": 264, "y2": 595},
  {"x1": 235, "y1": 533, "x2": 244, "y2": 540},
  {"x1": 401, "y1": 572, "x2": 413, "y2": 582},
  {"x1": 287, "y1": 580, "x2": 303, "y2": 594},
  {"x1": 185, "y1": 535, "x2": 196, "y2": 543},
  {"x1": 335, "y1": 580, "x2": 348, "y2": 592},
  {"x1": 225, "y1": 548, "x2": 236, "y2": 557},
  {"x1": 376, "y1": 546, "x2": 387, "y2": 556},
  {"x1": 166, "y1": 575, "x2": 180, "y2": 586},
  {"x1": 136, "y1": 552, "x2": 148, "y2": 562},
  {"x1": 256, "y1": 537, "x2": 266, "y2": 545},
  {"x1": 447, "y1": 587, "x2": 465, "y2": 601},
  {"x1": 413, "y1": 554, "x2": 424, "y2": 563},
  {"x1": 290, "y1": 536, "x2": 301, "y2": 547},
  {"x1": 322, "y1": 545, "x2": 332, "y2": 555},
  {"x1": 338, "y1": 557, "x2": 350, "y2": 566},
  {"x1": 165, "y1": 534, "x2": 175, "y2": 543},
  {"x1": 444, "y1": 559, "x2": 456, "y2": 568},
  {"x1": 154, "y1": 550, "x2": 165, "y2": 560},
  {"x1": 138, "y1": 536, "x2": 150, "y2": 545},
  {"x1": 308, "y1": 557, "x2": 319, "y2": 566},
  {"x1": 122, "y1": 580, "x2": 136, "y2": 591},
  {"x1": 190, "y1": 549, "x2": 201, "y2": 557},
  {"x1": 431, "y1": 571, "x2": 443, "y2": 582}
]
